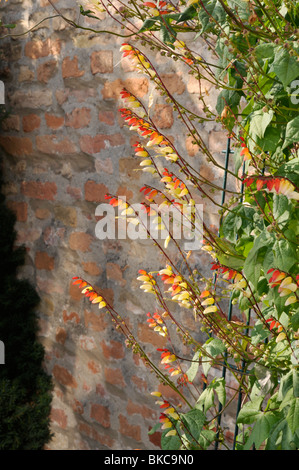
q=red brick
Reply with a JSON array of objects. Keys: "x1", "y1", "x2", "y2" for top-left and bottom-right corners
[
  {"x1": 55, "y1": 88, "x2": 70, "y2": 105},
  {"x1": 149, "y1": 427, "x2": 162, "y2": 448},
  {"x1": 16, "y1": 228, "x2": 41, "y2": 245},
  {"x1": 52, "y1": 364, "x2": 78, "y2": 388},
  {"x1": 102, "y1": 340, "x2": 125, "y2": 360},
  {"x1": 45, "y1": 113, "x2": 64, "y2": 129},
  {"x1": 10, "y1": 90, "x2": 52, "y2": 109},
  {"x1": 104, "y1": 367, "x2": 126, "y2": 387},
  {"x1": 55, "y1": 327, "x2": 67, "y2": 345},
  {"x1": 63, "y1": 310, "x2": 80, "y2": 324},
  {"x1": 69, "y1": 88, "x2": 96, "y2": 102},
  {"x1": 62, "y1": 56, "x2": 85, "y2": 79},
  {"x1": 84, "y1": 310, "x2": 107, "y2": 332},
  {"x1": 1, "y1": 115, "x2": 20, "y2": 131},
  {"x1": 119, "y1": 156, "x2": 141, "y2": 179},
  {"x1": 0, "y1": 136, "x2": 32, "y2": 156},
  {"x1": 21, "y1": 181, "x2": 57, "y2": 200},
  {"x1": 65, "y1": 107, "x2": 91, "y2": 129},
  {"x1": 208, "y1": 130, "x2": 228, "y2": 153},
  {"x1": 106, "y1": 262, "x2": 126, "y2": 286},
  {"x1": 126, "y1": 400, "x2": 157, "y2": 420},
  {"x1": 69, "y1": 282, "x2": 84, "y2": 302},
  {"x1": 82, "y1": 261, "x2": 102, "y2": 276},
  {"x1": 51, "y1": 408, "x2": 67, "y2": 429},
  {"x1": 66, "y1": 186, "x2": 82, "y2": 200},
  {"x1": 72, "y1": 399, "x2": 84, "y2": 415},
  {"x1": 101, "y1": 77, "x2": 148, "y2": 100},
  {"x1": 199, "y1": 163, "x2": 215, "y2": 182},
  {"x1": 131, "y1": 376, "x2": 147, "y2": 393},
  {"x1": 138, "y1": 323, "x2": 167, "y2": 348},
  {"x1": 87, "y1": 360, "x2": 101, "y2": 374},
  {"x1": 91, "y1": 50, "x2": 113, "y2": 74},
  {"x1": 98, "y1": 110, "x2": 115, "y2": 126},
  {"x1": 153, "y1": 104, "x2": 174, "y2": 129},
  {"x1": 35, "y1": 207, "x2": 51, "y2": 219},
  {"x1": 6, "y1": 201, "x2": 27, "y2": 222},
  {"x1": 43, "y1": 225, "x2": 65, "y2": 245},
  {"x1": 185, "y1": 135, "x2": 200, "y2": 157},
  {"x1": 78, "y1": 422, "x2": 114, "y2": 448},
  {"x1": 36, "y1": 135, "x2": 77, "y2": 155},
  {"x1": 25, "y1": 38, "x2": 61, "y2": 59},
  {"x1": 124, "y1": 77, "x2": 149, "y2": 98},
  {"x1": 116, "y1": 185, "x2": 133, "y2": 201},
  {"x1": 118, "y1": 414, "x2": 141, "y2": 441},
  {"x1": 80, "y1": 133, "x2": 125, "y2": 154},
  {"x1": 18, "y1": 66, "x2": 34, "y2": 83},
  {"x1": 84, "y1": 180, "x2": 108, "y2": 203},
  {"x1": 22, "y1": 114, "x2": 41, "y2": 132},
  {"x1": 160, "y1": 73, "x2": 186, "y2": 95},
  {"x1": 90, "y1": 403, "x2": 110, "y2": 428},
  {"x1": 79, "y1": 335, "x2": 97, "y2": 351},
  {"x1": 37, "y1": 59, "x2": 57, "y2": 83},
  {"x1": 69, "y1": 231, "x2": 93, "y2": 252},
  {"x1": 35, "y1": 251, "x2": 55, "y2": 270}
]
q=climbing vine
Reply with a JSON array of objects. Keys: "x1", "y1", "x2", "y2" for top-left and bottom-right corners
[{"x1": 68, "y1": 0, "x2": 299, "y2": 450}]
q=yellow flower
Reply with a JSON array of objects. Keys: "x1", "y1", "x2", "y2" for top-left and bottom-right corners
[
  {"x1": 150, "y1": 391, "x2": 162, "y2": 397},
  {"x1": 201, "y1": 297, "x2": 215, "y2": 306},
  {"x1": 285, "y1": 295, "x2": 297, "y2": 306},
  {"x1": 165, "y1": 429, "x2": 177, "y2": 437},
  {"x1": 203, "y1": 305, "x2": 218, "y2": 314}
]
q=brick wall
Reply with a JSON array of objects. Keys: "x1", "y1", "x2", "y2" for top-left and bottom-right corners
[{"x1": 0, "y1": 0, "x2": 232, "y2": 450}]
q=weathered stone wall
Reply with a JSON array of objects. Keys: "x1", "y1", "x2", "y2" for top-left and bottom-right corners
[{"x1": 0, "y1": 0, "x2": 232, "y2": 450}]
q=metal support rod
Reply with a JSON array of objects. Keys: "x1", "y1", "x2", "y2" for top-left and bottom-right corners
[{"x1": 214, "y1": 137, "x2": 234, "y2": 450}]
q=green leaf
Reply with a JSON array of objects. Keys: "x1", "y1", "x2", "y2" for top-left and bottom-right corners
[
  {"x1": 254, "y1": 43, "x2": 275, "y2": 60},
  {"x1": 176, "y1": 5, "x2": 197, "y2": 23},
  {"x1": 273, "y1": 238, "x2": 297, "y2": 273},
  {"x1": 275, "y1": 157, "x2": 299, "y2": 187},
  {"x1": 271, "y1": 46, "x2": 299, "y2": 89},
  {"x1": 278, "y1": 371, "x2": 293, "y2": 402},
  {"x1": 254, "y1": 364, "x2": 273, "y2": 395},
  {"x1": 293, "y1": 369, "x2": 299, "y2": 398},
  {"x1": 266, "y1": 413, "x2": 298, "y2": 450},
  {"x1": 273, "y1": 194, "x2": 292, "y2": 227},
  {"x1": 220, "y1": 204, "x2": 256, "y2": 242},
  {"x1": 161, "y1": 430, "x2": 181, "y2": 450},
  {"x1": 138, "y1": 17, "x2": 159, "y2": 33},
  {"x1": 203, "y1": 337, "x2": 226, "y2": 358},
  {"x1": 148, "y1": 422, "x2": 161, "y2": 435},
  {"x1": 197, "y1": 429, "x2": 216, "y2": 450},
  {"x1": 243, "y1": 412, "x2": 279, "y2": 450},
  {"x1": 186, "y1": 350, "x2": 200, "y2": 383},
  {"x1": 198, "y1": 0, "x2": 226, "y2": 33},
  {"x1": 213, "y1": 377, "x2": 226, "y2": 406},
  {"x1": 227, "y1": 0, "x2": 250, "y2": 19},
  {"x1": 286, "y1": 398, "x2": 299, "y2": 433},
  {"x1": 251, "y1": 318, "x2": 271, "y2": 345},
  {"x1": 196, "y1": 387, "x2": 214, "y2": 413},
  {"x1": 282, "y1": 117, "x2": 299, "y2": 150},
  {"x1": 249, "y1": 109, "x2": 274, "y2": 139},
  {"x1": 237, "y1": 396, "x2": 263, "y2": 424},
  {"x1": 256, "y1": 125, "x2": 283, "y2": 153},
  {"x1": 216, "y1": 88, "x2": 243, "y2": 115},
  {"x1": 291, "y1": 312, "x2": 299, "y2": 333},
  {"x1": 180, "y1": 408, "x2": 205, "y2": 444},
  {"x1": 243, "y1": 231, "x2": 275, "y2": 289}
]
